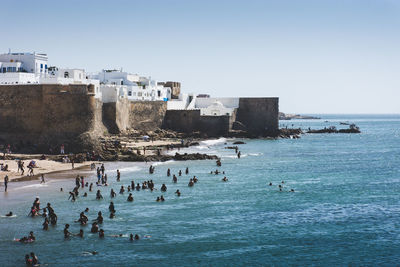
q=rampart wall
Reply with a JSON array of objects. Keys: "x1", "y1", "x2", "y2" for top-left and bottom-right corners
[{"x1": 0, "y1": 84, "x2": 105, "y2": 152}]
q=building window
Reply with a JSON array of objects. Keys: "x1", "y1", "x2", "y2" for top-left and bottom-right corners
[
  {"x1": 64, "y1": 72, "x2": 69, "y2": 78},
  {"x1": 128, "y1": 91, "x2": 132, "y2": 96},
  {"x1": 158, "y1": 90, "x2": 161, "y2": 97},
  {"x1": 40, "y1": 64, "x2": 43, "y2": 69}
]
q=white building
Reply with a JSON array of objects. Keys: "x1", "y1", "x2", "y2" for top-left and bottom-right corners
[
  {"x1": 167, "y1": 95, "x2": 238, "y2": 116},
  {"x1": 0, "y1": 51, "x2": 101, "y2": 98},
  {"x1": 91, "y1": 70, "x2": 171, "y2": 103},
  {"x1": 0, "y1": 52, "x2": 48, "y2": 84}
]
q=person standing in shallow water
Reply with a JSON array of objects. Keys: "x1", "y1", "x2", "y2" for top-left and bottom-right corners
[{"x1": 4, "y1": 175, "x2": 9, "y2": 192}]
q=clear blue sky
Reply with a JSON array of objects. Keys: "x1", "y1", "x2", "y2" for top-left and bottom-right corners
[{"x1": 2, "y1": 0, "x2": 399, "y2": 113}]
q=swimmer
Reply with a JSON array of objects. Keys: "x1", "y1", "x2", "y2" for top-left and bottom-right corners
[
  {"x1": 85, "y1": 207, "x2": 89, "y2": 213},
  {"x1": 30, "y1": 252, "x2": 39, "y2": 266},
  {"x1": 96, "y1": 190, "x2": 103, "y2": 200},
  {"x1": 110, "y1": 189, "x2": 116, "y2": 198},
  {"x1": 110, "y1": 233, "x2": 124, "y2": 238},
  {"x1": 127, "y1": 193, "x2": 134, "y2": 202},
  {"x1": 160, "y1": 195, "x2": 165, "y2": 202},
  {"x1": 5, "y1": 211, "x2": 13, "y2": 217},
  {"x1": 130, "y1": 233, "x2": 134, "y2": 241},
  {"x1": 136, "y1": 183, "x2": 141, "y2": 191},
  {"x1": 60, "y1": 188, "x2": 63, "y2": 192},
  {"x1": 42, "y1": 208, "x2": 47, "y2": 218},
  {"x1": 109, "y1": 211, "x2": 115, "y2": 219},
  {"x1": 83, "y1": 192, "x2": 88, "y2": 197},
  {"x1": 173, "y1": 174, "x2": 177, "y2": 183},
  {"x1": 109, "y1": 202, "x2": 115, "y2": 213},
  {"x1": 28, "y1": 231, "x2": 35, "y2": 241},
  {"x1": 96, "y1": 211, "x2": 103, "y2": 224},
  {"x1": 269, "y1": 182, "x2": 272, "y2": 186},
  {"x1": 167, "y1": 168, "x2": 170, "y2": 177},
  {"x1": 119, "y1": 186, "x2": 125, "y2": 194},
  {"x1": 185, "y1": 167, "x2": 189, "y2": 175},
  {"x1": 89, "y1": 183, "x2": 93, "y2": 192},
  {"x1": 91, "y1": 222, "x2": 99, "y2": 233},
  {"x1": 135, "y1": 234, "x2": 140, "y2": 240},
  {"x1": 43, "y1": 218, "x2": 49, "y2": 230},
  {"x1": 127, "y1": 185, "x2": 131, "y2": 192},
  {"x1": 178, "y1": 170, "x2": 182, "y2": 176},
  {"x1": 222, "y1": 177, "x2": 228, "y2": 182},
  {"x1": 68, "y1": 192, "x2": 76, "y2": 202},
  {"x1": 188, "y1": 179, "x2": 194, "y2": 187},
  {"x1": 193, "y1": 176, "x2": 198, "y2": 183},
  {"x1": 64, "y1": 224, "x2": 71, "y2": 238},
  {"x1": 290, "y1": 189, "x2": 295, "y2": 192},
  {"x1": 161, "y1": 184, "x2": 167, "y2": 192},
  {"x1": 77, "y1": 212, "x2": 88, "y2": 225},
  {"x1": 99, "y1": 229, "x2": 105, "y2": 238},
  {"x1": 25, "y1": 254, "x2": 32, "y2": 266},
  {"x1": 175, "y1": 190, "x2": 181, "y2": 196},
  {"x1": 117, "y1": 169, "x2": 121, "y2": 182},
  {"x1": 82, "y1": 250, "x2": 98, "y2": 255},
  {"x1": 156, "y1": 196, "x2": 160, "y2": 202}
]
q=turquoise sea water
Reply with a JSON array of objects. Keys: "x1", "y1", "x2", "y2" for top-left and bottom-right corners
[{"x1": 1, "y1": 114, "x2": 400, "y2": 266}]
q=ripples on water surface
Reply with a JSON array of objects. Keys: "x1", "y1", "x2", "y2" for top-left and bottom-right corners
[{"x1": 1, "y1": 114, "x2": 400, "y2": 266}]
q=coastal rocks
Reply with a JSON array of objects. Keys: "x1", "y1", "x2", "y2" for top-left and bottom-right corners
[
  {"x1": 278, "y1": 128, "x2": 303, "y2": 139},
  {"x1": 116, "y1": 152, "x2": 219, "y2": 162},
  {"x1": 307, "y1": 124, "x2": 360, "y2": 134},
  {"x1": 173, "y1": 153, "x2": 219, "y2": 161},
  {"x1": 233, "y1": 141, "x2": 246, "y2": 145}
]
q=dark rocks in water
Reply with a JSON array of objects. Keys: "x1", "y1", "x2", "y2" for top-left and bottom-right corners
[
  {"x1": 113, "y1": 151, "x2": 219, "y2": 162},
  {"x1": 173, "y1": 153, "x2": 219, "y2": 161},
  {"x1": 233, "y1": 141, "x2": 246, "y2": 145},
  {"x1": 225, "y1": 146, "x2": 239, "y2": 150},
  {"x1": 278, "y1": 128, "x2": 302, "y2": 139},
  {"x1": 307, "y1": 124, "x2": 360, "y2": 134}
]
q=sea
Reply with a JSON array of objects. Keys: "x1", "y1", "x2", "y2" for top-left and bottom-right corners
[{"x1": 1, "y1": 114, "x2": 400, "y2": 266}]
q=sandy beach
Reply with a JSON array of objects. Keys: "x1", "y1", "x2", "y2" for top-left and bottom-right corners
[
  {"x1": 0, "y1": 157, "x2": 94, "y2": 182},
  {"x1": 0, "y1": 139, "x2": 185, "y2": 183}
]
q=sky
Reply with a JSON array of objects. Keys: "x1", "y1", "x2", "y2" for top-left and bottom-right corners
[{"x1": 1, "y1": 0, "x2": 399, "y2": 114}]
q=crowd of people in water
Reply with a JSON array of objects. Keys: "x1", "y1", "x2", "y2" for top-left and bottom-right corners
[
  {"x1": 9, "y1": 160, "x2": 233, "y2": 266},
  {"x1": 1, "y1": 145, "x2": 296, "y2": 266}
]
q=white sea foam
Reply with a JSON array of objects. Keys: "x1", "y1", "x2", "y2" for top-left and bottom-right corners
[
  {"x1": 16, "y1": 183, "x2": 49, "y2": 190},
  {"x1": 152, "y1": 160, "x2": 175, "y2": 166},
  {"x1": 199, "y1": 138, "x2": 227, "y2": 147},
  {"x1": 120, "y1": 166, "x2": 142, "y2": 172}
]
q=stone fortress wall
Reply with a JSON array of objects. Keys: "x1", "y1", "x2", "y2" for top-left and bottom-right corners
[{"x1": 0, "y1": 84, "x2": 279, "y2": 152}]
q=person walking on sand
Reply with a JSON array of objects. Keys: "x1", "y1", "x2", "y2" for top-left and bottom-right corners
[
  {"x1": 20, "y1": 161, "x2": 25, "y2": 176},
  {"x1": 40, "y1": 174, "x2": 45, "y2": 184},
  {"x1": 4, "y1": 175, "x2": 9, "y2": 192}
]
